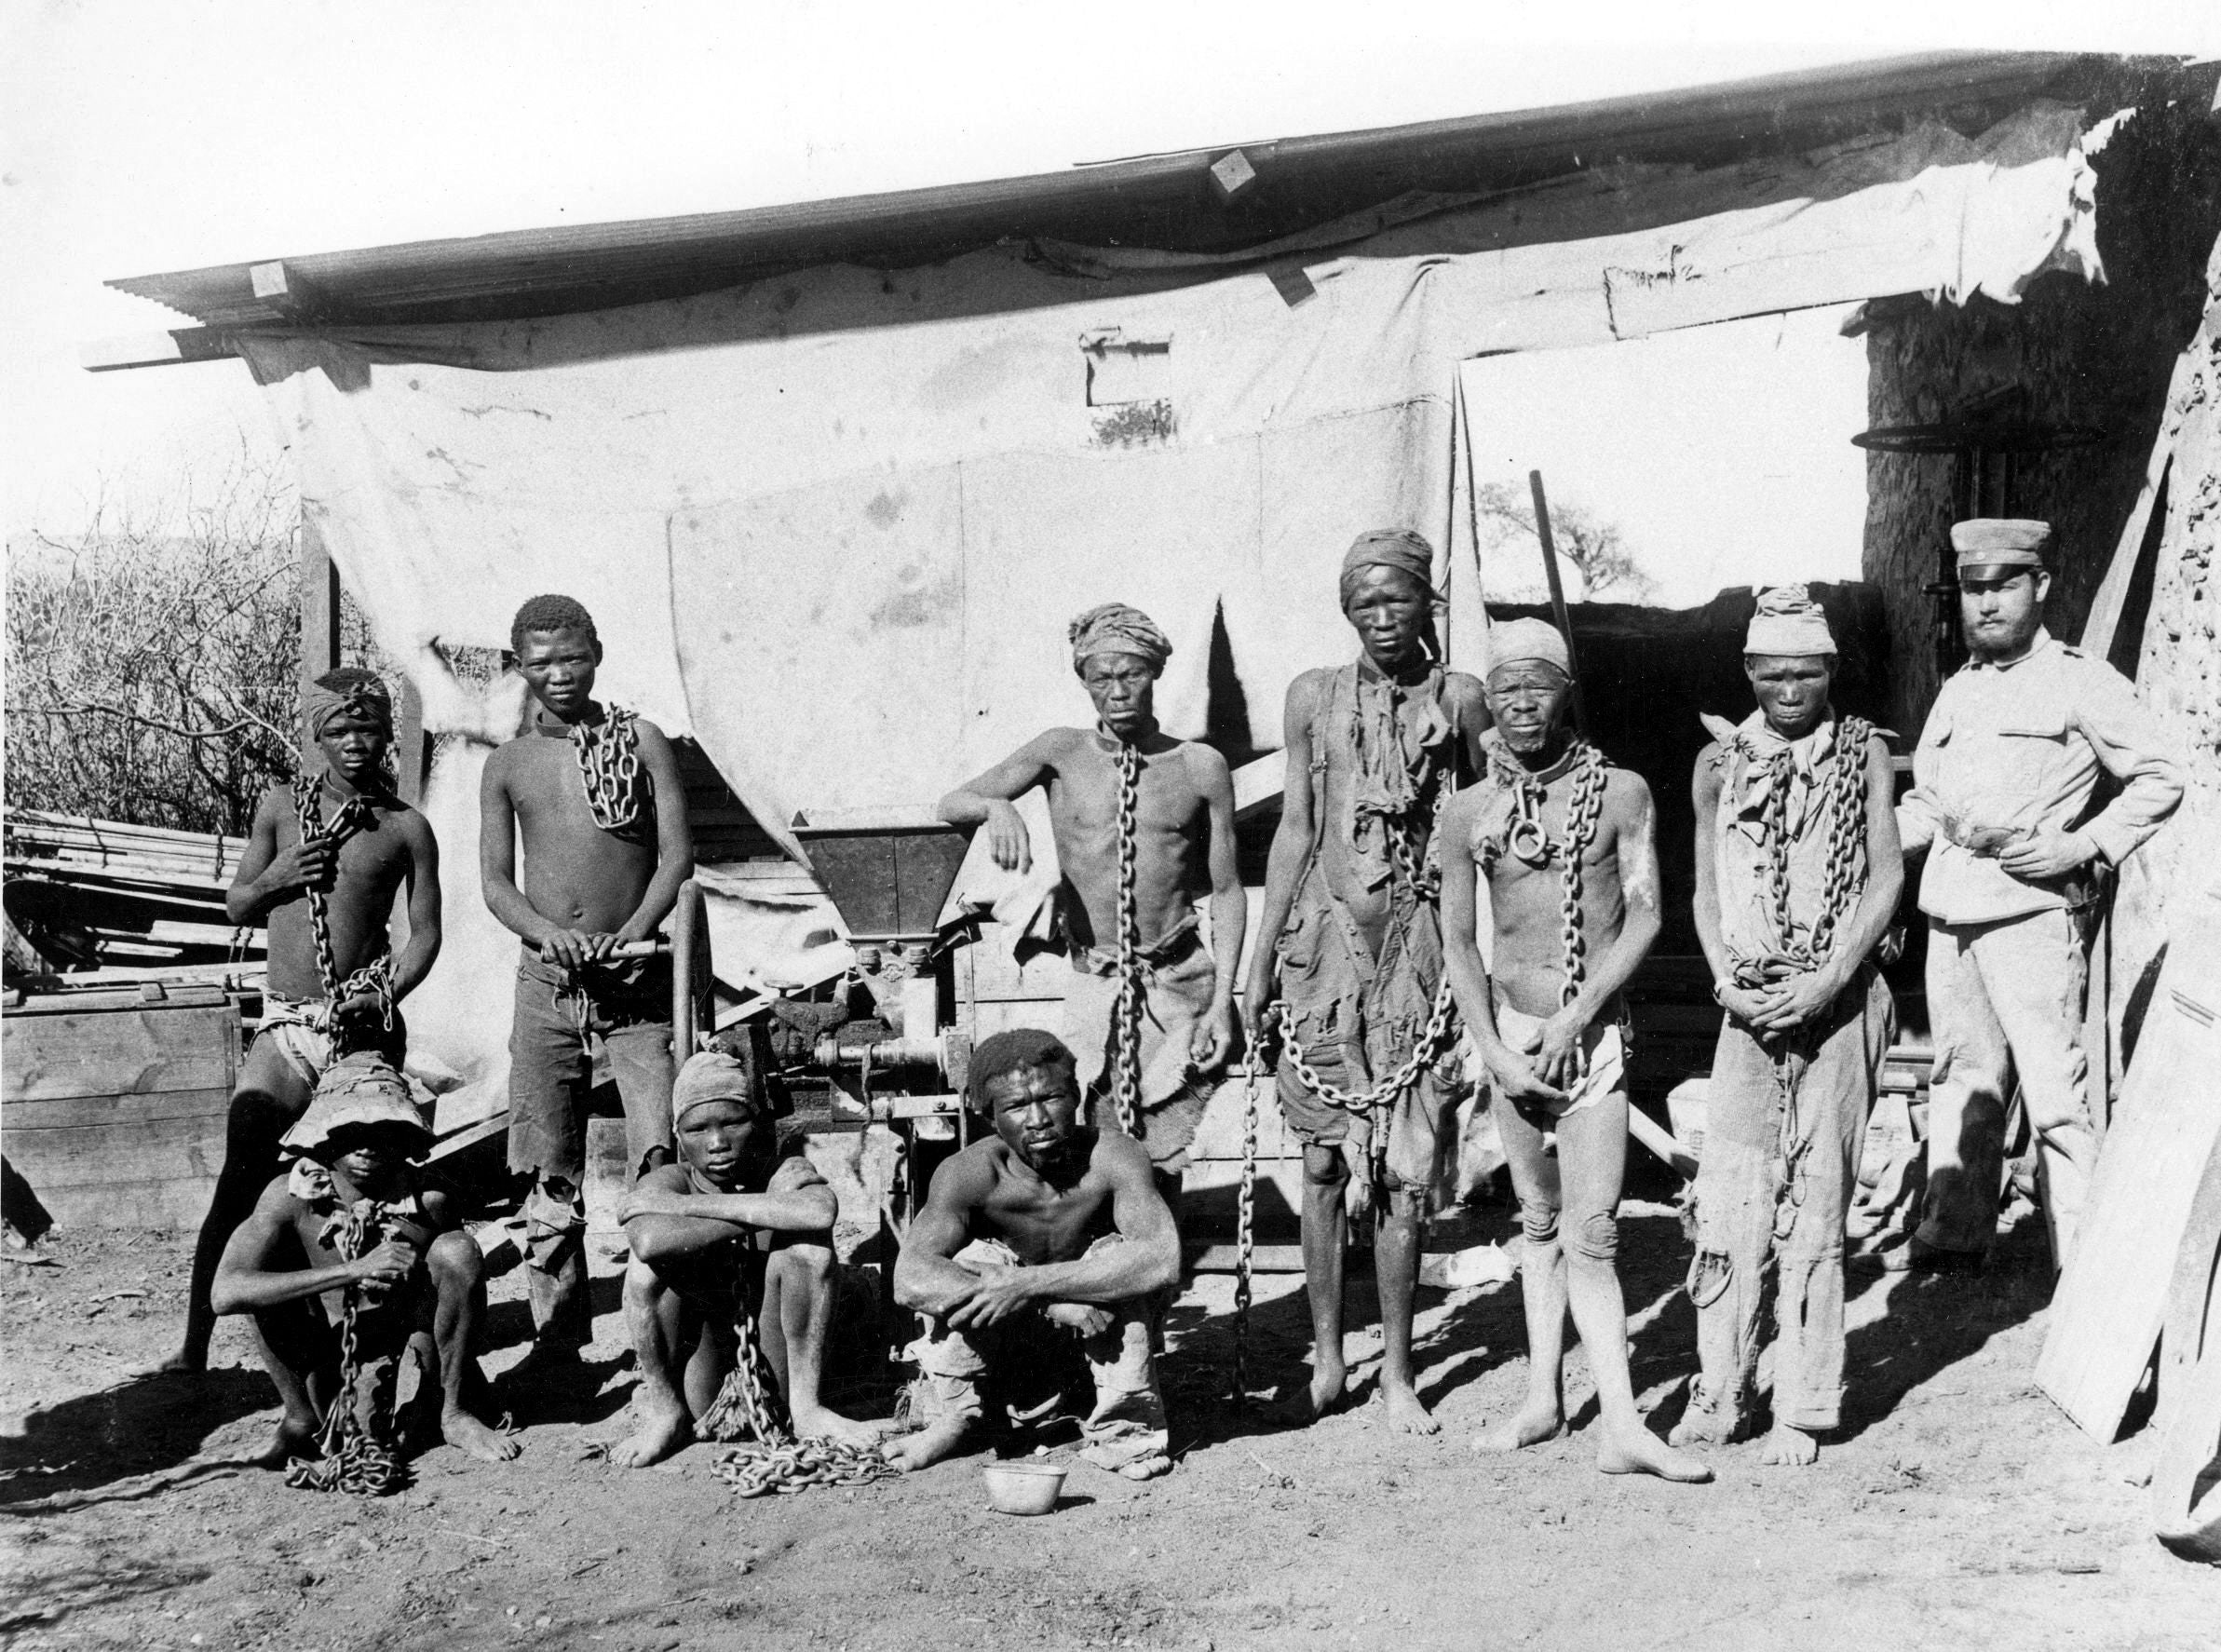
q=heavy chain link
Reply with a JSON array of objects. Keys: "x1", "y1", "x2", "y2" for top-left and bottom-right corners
[
  {"x1": 1109, "y1": 737, "x2": 1144, "y2": 1138},
  {"x1": 1753, "y1": 715, "x2": 1874, "y2": 968},
  {"x1": 697, "y1": 1298, "x2": 899, "y2": 1497},
  {"x1": 291, "y1": 776, "x2": 393, "y2": 1037},
  {"x1": 573, "y1": 705, "x2": 645, "y2": 832},
  {"x1": 1485, "y1": 740, "x2": 1609, "y2": 1007},
  {"x1": 1231, "y1": 1051, "x2": 1260, "y2": 1408},
  {"x1": 284, "y1": 1204, "x2": 404, "y2": 1496}
]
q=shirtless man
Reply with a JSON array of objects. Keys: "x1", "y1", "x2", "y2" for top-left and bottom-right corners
[
  {"x1": 1672, "y1": 588, "x2": 1900, "y2": 1466},
  {"x1": 159, "y1": 669, "x2": 441, "y2": 1375},
  {"x1": 481, "y1": 594, "x2": 693, "y2": 1372},
  {"x1": 211, "y1": 1054, "x2": 515, "y2": 1470},
  {"x1": 607, "y1": 1046, "x2": 884, "y2": 1467},
  {"x1": 939, "y1": 603, "x2": 1244, "y2": 1200},
  {"x1": 1439, "y1": 618, "x2": 1709, "y2": 1483},
  {"x1": 1243, "y1": 530, "x2": 1488, "y2": 1433},
  {"x1": 888, "y1": 1030, "x2": 1180, "y2": 1479}
]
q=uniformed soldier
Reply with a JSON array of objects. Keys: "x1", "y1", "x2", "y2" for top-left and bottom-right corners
[{"x1": 1896, "y1": 518, "x2": 2184, "y2": 1270}]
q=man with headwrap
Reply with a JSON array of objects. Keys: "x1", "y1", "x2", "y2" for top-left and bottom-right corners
[
  {"x1": 1895, "y1": 521, "x2": 2181, "y2": 1270},
  {"x1": 603, "y1": 1043, "x2": 885, "y2": 1468},
  {"x1": 939, "y1": 603, "x2": 1244, "y2": 1205},
  {"x1": 1244, "y1": 530, "x2": 1489, "y2": 1433},
  {"x1": 1670, "y1": 587, "x2": 1902, "y2": 1467},
  {"x1": 156, "y1": 668, "x2": 444, "y2": 1380},
  {"x1": 889, "y1": 1029, "x2": 1178, "y2": 1478},
  {"x1": 212, "y1": 1053, "x2": 514, "y2": 1474}
]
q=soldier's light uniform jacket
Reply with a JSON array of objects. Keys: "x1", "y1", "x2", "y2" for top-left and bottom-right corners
[{"x1": 1898, "y1": 630, "x2": 2183, "y2": 925}]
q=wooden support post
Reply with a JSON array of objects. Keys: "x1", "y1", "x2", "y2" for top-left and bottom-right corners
[
  {"x1": 299, "y1": 517, "x2": 341, "y2": 765},
  {"x1": 394, "y1": 675, "x2": 430, "y2": 806}
]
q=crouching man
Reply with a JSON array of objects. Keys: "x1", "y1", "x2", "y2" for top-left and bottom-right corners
[
  {"x1": 211, "y1": 1055, "x2": 517, "y2": 1479},
  {"x1": 609, "y1": 1048, "x2": 884, "y2": 1468},
  {"x1": 889, "y1": 1030, "x2": 1179, "y2": 1479}
]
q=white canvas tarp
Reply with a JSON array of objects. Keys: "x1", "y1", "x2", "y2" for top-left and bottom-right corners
[{"x1": 231, "y1": 102, "x2": 2102, "y2": 1112}]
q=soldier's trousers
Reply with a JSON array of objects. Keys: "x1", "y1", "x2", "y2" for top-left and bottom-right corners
[{"x1": 1916, "y1": 909, "x2": 2096, "y2": 1261}]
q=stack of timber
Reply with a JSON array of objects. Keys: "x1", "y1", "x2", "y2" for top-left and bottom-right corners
[
  {"x1": 3, "y1": 808, "x2": 264, "y2": 985},
  {"x1": 2, "y1": 981, "x2": 239, "y2": 1228}
]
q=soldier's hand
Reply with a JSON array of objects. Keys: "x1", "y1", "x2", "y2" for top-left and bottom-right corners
[
  {"x1": 1998, "y1": 826, "x2": 2095, "y2": 882},
  {"x1": 983, "y1": 800, "x2": 1033, "y2": 874}
]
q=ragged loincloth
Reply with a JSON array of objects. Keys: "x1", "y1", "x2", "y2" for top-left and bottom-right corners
[{"x1": 1062, "y1": 916, "x2": 1217, "y2": 1172}]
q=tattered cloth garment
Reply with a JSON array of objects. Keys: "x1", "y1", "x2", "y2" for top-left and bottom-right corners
[
  {"x1": 1062, "y1": 914, "x2": 1217, "y2": 1171},
  {"x1": 1339, "y1": 661, "x2": 1455, "y2": 894},
  {"x1": 1702, "y1": 710, "x2": 1866, "y2": 983}
]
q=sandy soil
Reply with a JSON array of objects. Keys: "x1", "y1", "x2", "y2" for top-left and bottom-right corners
[{"x1": 5, "y1": 1203, "x2": 2217, "y2": 1651}]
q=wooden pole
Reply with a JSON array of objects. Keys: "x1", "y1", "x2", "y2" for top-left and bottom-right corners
[
  {"x1": 298, "y1": 516, "x2": 341, "y2": 766},
  {"x1": 1526, "y1": 469, "x2": 1589, "y2": 738}
]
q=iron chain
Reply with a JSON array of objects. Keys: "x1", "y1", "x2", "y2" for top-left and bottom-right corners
[
  {"x1": 697, "y1": 1296, "x2": 899, "y2": 1497},
  {"x1": 291, "y1": 776, "x2": 394, "y2": 1038},
  {"x1": 573, "y1": 705, "x2": 646, "y2": 833},
  {"x1": 284, "y1": 1203, "x2": 405, "y2": 1496},
  {"x1": 1109, "y1": 737, "x2": 1144, "y2": 1138}
]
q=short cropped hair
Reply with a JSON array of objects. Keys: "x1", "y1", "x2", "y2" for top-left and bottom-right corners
[
  {"x1": 509, "y1": 594, "x2": 600, "y2": 654},
  {"x1": 967, "y1": 1028, "x2": 1078, "y2": 1115}
]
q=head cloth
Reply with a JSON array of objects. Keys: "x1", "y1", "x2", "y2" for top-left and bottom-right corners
[
  {"x1": 1951, "y1": 518, "x2": 2051, "y2": 570},
  {"x1": 1338, "y1": 529, "x2": 1440, "y2": 606},
  {"x1": 280, "y1": 1054, "x2": 431, "y2": 1161},
  {"x1": 967, "y1": 1028, "x2": 1077, "y2": 1115},
  {"x1": 1068, "y1": 603, "x2": 1172, "y2": 675},
  {"x1": 670, "y1": 1049, "x2": 776, "y2": 1131},
  {"x1": 1743, "y1": 585, "x2": 1837, "y2": 657},
  {"x1": 1484, "y1": 617, "x2": 1572, "y2": 679},
  {"x1": 302, "y1": 672, "x2": 394, "y2": 740}
]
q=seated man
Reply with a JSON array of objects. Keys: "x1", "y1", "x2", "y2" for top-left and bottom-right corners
[
  {"x1": 211, "y1": 1055, "x2": 516, "y2": 1477},
  {"x1": 888, "y1": 1030, "x2": 1179, "y2": 1480},
  {"x1": 609, "y1": 1047, "x2": 884, "y2": 1468}
]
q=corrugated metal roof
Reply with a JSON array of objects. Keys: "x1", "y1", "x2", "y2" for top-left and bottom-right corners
[{"x1": 105, "y1": 50, "x2": 2206, "y2": 333}]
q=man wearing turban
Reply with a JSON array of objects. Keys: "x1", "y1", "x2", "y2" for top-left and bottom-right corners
[
  {"x1": 938, "y1": 603, "x2": 1245, "y2": 1209},
  {"x1": 603, "y1": 1045, "x2": 885, "y2": 1467},
  {"x1": 1896, "y1": 521, "x2": 2182, "y2": 1271},
  {"x1": 1244, "y1": 530, "x2": 1489, "y2": 1434},
  {"x1": 156, "y1": 668, "x2": 444, "y2": 1381},
  {"x1": 1673, "y1": 586, "x2": 1902, "y2": 1466}
]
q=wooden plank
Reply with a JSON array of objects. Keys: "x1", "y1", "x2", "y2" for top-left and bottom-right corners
[
  {"x1": 3, "y1": 1171, "x2": 223, "y2": 1230},
  {"x1": 77, "y1": 327, "x2": 239, "y2": 372},
  {"x1": 4, "y1": 1106, "x2": 228, "y2": 1228},
  {"x1": 6, "y1": 982, "x2": 233, "y2": 1015},
  {"x1": 2, "y1": 1005, "x2": 236, "y2": 1102},
  {"x1": 2153, "y1": 1131, "x2": 2221, "y2": 1560},
  {"x1": 2037, "y1": 888, "x2": 2221, "y2": 1441},
  {"x1": 7, "y1": 1086, "x2": 236, "y2": 1131}
]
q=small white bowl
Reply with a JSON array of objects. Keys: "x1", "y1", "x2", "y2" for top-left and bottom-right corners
[{"x1": 982, "y1": 1460, "x2": 1066, "y2": 1516}]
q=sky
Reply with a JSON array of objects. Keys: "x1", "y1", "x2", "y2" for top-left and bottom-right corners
[{"x1": 4, "y1": 1, "x2": 2215, "y2": 546}]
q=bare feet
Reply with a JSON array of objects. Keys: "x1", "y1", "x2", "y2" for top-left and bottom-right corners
[
  {"x1": 1080, "y1": 1443, "x2": 1173, "y2": 1480},
  {"x1": 1382, "y1": 1380, "x2": 1440, "y2": 1436},
  {"x1": 442, "y1": 1407, "x2": 521, "y2": 1464},
  {"x1": 1471, "y1": 1397, "x2": 1566, "y2": 1454},
  {"x1": 134, "y1": 1348, "x2": 207, "y2": 1379},
  {"x1": 791, "y1": 1404, "x2": 891, "y2": 1450},
  {"x1": 1760, "y1": 1423, "x2": 1819, "y2": 1467},
  {"x1": 883, "y1": 1415, "x2": 973, "y2": 1473},
  {"x1": 1596, "y1": 1422, "x2": 1713, "y2": 1483},
  {"x1": 606, "y1": 1399, "x2": 691, "y2": 1469},
  {"x1": 254, "y1": 1415, "x2": 321, "y2": 1468},
  {"x1": 1274, "y1": 1358, "x2": 1349, "y2": 1427},
  {"x1": 1667, "y1": 1394, "x2": 1746, "y2": 1450}
]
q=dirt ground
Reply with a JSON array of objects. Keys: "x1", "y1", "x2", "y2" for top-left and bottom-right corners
[{"x1": 5, "y1": 1201, "x2": 2217, "y2": 1652}]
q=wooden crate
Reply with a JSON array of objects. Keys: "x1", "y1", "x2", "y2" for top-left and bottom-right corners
[{"x1": 3, "y1": 984, "x2": 238, "y2": 1228}]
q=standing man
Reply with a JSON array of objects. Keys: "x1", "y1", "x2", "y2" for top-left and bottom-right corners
[
  {"x1": 157, "y1": 669, "x2": 441, "y2": 1378},
  {"x1": 1672, "y1": 589, "x2": 1901, "y2": 1466},
  {"x1": 1439, "y1": 620, "x2": 1709, "y2": 1483},
  {"x1": 1898, "y1": 521, "x2": 2182, "y2": 1269},
  {"x1": 938, "y1": 604, "x2": 1244, "y2": 1203},
  {"x1": 1244, "y1": 531, "x2": 1489, "y2": 1433},
  {"x1": 481, "y1": 594, "x2": 694, "y2": 1377}
]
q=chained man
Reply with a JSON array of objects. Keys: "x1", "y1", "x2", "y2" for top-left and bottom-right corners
[
  {"x1": 608, "y1": 1046, "x2": 886, "y2": 1468},
  {"x1": 158, "y1": 669, "x2": 441, "y2": 1377},
  {"x1": 481, "y1": 594, "x2": 694, "y2": 1379},
  {"x1": 1244, "y1": 530, "x2": 1489, "y2": 1433},
  {"x1": 1896, "y1": 520, "x2": 2182, "y2": 1270},
  {"x1": 212, "y1": 1054, "x2": 516, "y2": 1478},
  {"x1": 1670, "y1": 589, "x2": 1901, "y2": 1467},
  {"x1": 938, "y1": 604, "x2": 1244, "y2": 1204},
  {"x1": 1440, "y1": 619, "x2": 1710, "y2": 1483},
  {"x1": 889, "y1": 1030, "x2": 1179, "y2": 1479}
]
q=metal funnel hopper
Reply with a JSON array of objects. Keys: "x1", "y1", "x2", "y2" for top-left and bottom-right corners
[{"x1": 789, "y1": 806, "x2": 977, "y2": 946}]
